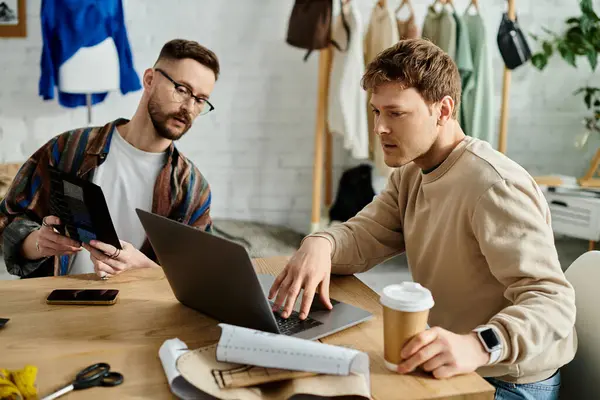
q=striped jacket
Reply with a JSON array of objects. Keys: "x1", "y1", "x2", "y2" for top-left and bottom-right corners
[{"x1": 0, "y1": 118, "x2": 212, "y2": 277}]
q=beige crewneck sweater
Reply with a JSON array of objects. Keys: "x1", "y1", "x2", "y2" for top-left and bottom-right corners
[{"x1": 311, "y1": 137, "x2": 577, "y2": 384}]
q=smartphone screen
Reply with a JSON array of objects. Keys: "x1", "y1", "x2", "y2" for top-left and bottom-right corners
[{"x1": 47, "y1": 289, "x2": 119, "y2": 304}]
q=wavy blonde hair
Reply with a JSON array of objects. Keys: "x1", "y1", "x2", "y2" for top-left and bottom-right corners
[{"x1": 362, "y1": 38, "x2": 461, "y2": 118}]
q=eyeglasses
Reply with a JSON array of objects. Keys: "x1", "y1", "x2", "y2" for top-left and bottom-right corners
[{"x1": 154, "y1": 68, "x2": 214, "y2": 116}]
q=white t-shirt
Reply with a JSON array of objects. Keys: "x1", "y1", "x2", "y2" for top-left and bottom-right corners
[{"x1": 69, "y1": 129, "x2": 166, "y2": 275}]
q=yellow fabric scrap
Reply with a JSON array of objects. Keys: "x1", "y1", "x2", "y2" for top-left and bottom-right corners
[{"x1": 0, "y1": 366, "x2": 38, "y2": 400}]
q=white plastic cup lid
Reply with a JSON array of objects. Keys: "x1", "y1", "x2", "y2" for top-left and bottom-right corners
[{"x1": 380, "y1": 282, "x2": 434, "y2": 312}]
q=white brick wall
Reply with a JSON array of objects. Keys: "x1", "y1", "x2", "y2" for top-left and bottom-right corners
[{"x1": 0, "y1": 0, "x2": 598, "y2": 234}]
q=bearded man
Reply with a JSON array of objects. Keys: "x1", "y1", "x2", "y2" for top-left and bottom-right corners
[{"x1": 0, "y1": 39, "x2": 219, "y2": 279}]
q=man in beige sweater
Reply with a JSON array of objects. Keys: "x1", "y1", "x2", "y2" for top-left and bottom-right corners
[{"x1": 269, "y1": 39, "x2": 576, "y2": 398}]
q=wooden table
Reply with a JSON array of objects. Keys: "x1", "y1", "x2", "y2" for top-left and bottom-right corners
[{"x1": 1, "y1": 256, "x2": 494, "y2": 399}]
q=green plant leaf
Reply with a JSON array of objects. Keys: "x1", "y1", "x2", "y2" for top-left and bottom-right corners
[
  {"x1": 574, "y1": 87, "x2": 586, "y2": 95},
  {"x1": 594, "y1": 99, "x2": 600, "y2": 107},
  {"x1": 585, "y1": 91, "x2": 592, "y2": 109},
  {"x1": 530, "y1": 33, "x2": 539, "y2": 41},
  {"x1": 576, "y1": 36, "x2": 597, "y2": 57},
  {"x1": 592, "y1": 27, "x2": 600, "y2": 51},
  {"x1": 582, "y1": 37, "x2": 596, "y2": 51},
  {"x1": 566, "y1": 28, "x2": 589, "y2": 54},
  {"x1": 566, "y1": 17, "x2": 580, "y2": 25},
  {"x1": 531, "y1": 53, "x2": 548, "y2": 70},
  {"x1": 557, "y1": 41, "x2": 577, "y2": 66},
  {"x1": 581, "y1": 0, "x2": 600, "y2": 22},
  {"x1": 580, "y1": 16, "x2": 593, "y2": 36},
  {"x1": 588, "y1": 48, "x2": 598, "y2": 70},
  {"x1": 581, "y1": 8, "x2": 600, "y2": 24},
  {"x1": 580, "y1": 0, "x2": 594, "y2": 14},
  {"x1": 543, "y1": 41, "x2": 554, "y2": 56}
]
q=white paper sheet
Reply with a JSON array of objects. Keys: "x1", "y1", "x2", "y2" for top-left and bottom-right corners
[
  {"x1": 158, "y1": 338, "x2": 217, "y2": 400},
  {"x1": 215, "y1": 323, "x2": 370, "y2": 388}
]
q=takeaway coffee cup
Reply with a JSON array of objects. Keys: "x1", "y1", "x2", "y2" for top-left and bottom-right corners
[{"x1": 380, "y1": 282, "x2": 434, "y2": 372}]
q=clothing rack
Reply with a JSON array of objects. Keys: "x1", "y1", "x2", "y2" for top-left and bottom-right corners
[
  {"x1": 311, "y1": 47, "x2": 334, "y2": 233},
  {"x1": 309, "y1": 0, "x2": 516, "y2": 233},
  {"x1": 497, "y1": 0, "x2": 515, "y2": 153}
]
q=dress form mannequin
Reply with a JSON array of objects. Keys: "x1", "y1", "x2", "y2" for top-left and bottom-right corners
[{"x1": 58, "y1": 37, "x2": 120, "y2": 126}]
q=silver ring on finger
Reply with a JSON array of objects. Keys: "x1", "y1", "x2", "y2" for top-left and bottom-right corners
[{"x1": 110, "y1": 248, "x2": 120, "y2": 259}]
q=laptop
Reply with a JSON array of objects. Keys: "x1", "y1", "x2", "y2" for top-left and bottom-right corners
[{"x1": 136, "y1": 209, "x2": 373, "y2": 341}]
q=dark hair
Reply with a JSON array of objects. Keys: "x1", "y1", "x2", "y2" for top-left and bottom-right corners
[
  {"x1": 362, "y1": 38, "x2": 461, "y2": 118},
  {"x1": 155, "y1": 39, "x2": 220, "y2": 80}
]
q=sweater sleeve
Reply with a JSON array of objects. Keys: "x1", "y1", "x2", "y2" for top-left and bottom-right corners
[
  {"x1": 309, "y1": 171, "x2": 405, "y2": 275},
  {"x1": 471, "y1": 179, "x2": 576, "y2": 365}
]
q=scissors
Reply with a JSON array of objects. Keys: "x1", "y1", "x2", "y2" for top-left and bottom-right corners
[{"x1": 41, "y1": 363, "x2": 123, "y2": 400}]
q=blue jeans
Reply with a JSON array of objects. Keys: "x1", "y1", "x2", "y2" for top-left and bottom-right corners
[{"x1": 485, "y1": 371, "x2": 560, "y2": 400}]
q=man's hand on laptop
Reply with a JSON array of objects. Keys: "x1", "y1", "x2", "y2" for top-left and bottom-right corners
[
  {"x1": 22, "y1": 216, "x2": 82, "y2": 260},
  {"x1": 268, "y1": 237, "x2": 333, "y2": 320},
  {"x1": 83, "y1": 240, "x2": 158, "y2": 278}
]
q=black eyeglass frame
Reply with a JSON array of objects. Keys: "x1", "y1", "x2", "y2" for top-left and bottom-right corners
[{"x1": 154, "y1": 68, "x2": 215, "y2": 115}]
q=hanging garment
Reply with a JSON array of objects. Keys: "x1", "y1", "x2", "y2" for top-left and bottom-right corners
[
  {"x1": 364, "y1": 3, "x2": 399, "y2": 177},
  {"x1": 39, "y1": 0, "x2": 141, "y2": 108},
  {"x1": 462, "y1": 13, "x2": 495, "y2": 145},
  {"x1": 452, "y1": 12, "x2": 473, "y2": 133},
  {"x1": 396, "y1": 13, "x2": 419, "y2": 40},
  {"x1": 328, "y1": 2, "x2": 369, "y2": 160},
  {"x1": 421, "y1": 5, "x2": 457, "y2": 59}
]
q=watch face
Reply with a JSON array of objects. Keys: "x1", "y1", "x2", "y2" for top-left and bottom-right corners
[{"x1": 481, "y1": 328, "x2": 500, "y2": 348}]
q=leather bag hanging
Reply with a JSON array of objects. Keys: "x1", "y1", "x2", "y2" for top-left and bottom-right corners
[
  {"x1": 497, "y1": 12, "x2": 532, "y2": 70},
  {"x1": 286, "y1": 0, "x2": 350, "y2": 61}
]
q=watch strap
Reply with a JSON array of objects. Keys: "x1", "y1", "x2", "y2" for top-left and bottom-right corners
[{"x1": 488, "y1": 347, "x2": 501, "y2": 365}]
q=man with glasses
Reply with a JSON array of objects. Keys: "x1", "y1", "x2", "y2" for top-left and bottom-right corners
[{"x1": 0, "y1": 39, "x2": 219, "y2": 278}]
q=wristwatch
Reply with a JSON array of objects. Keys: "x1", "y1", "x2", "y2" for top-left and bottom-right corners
[{"x1": 473, "y1": 326, "x2": 503, "y2": 365}]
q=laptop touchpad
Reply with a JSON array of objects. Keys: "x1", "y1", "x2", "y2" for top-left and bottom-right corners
[{"x1": 310, "y1": 297, "x2": 340, "y2": 312}]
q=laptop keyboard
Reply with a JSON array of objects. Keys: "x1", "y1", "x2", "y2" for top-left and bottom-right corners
[{"x1": 270, "y1": 302, "x2": 323, "y2": 336}]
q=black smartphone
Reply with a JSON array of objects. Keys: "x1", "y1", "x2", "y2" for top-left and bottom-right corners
[
  {"x1": 46, "y1": 289, "x2": 119, "y2": 305},
  {"x1": 0, "y1": 318, "x2": 9, "y2": 328}
]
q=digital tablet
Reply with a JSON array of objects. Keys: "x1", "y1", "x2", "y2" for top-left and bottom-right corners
[{"x1": 48, "y1": 166, "x2": 122, "y2": 250}]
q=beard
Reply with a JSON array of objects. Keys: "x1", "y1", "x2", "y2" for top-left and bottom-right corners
[{"x1": 147, "y1": 97, "x2": 192, "y2": 141}]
